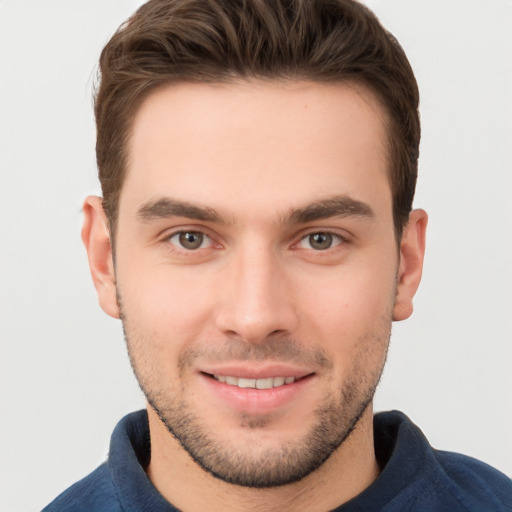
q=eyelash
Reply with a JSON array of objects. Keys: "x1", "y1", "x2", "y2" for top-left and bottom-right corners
[
  {"x1": 166, "y1": 230, "x2": 215, "y2": 252},
  {"x1": 164, "y1": 228, "x2": 348, "y2": 254},
  {"x1": 294, "y1": 231, "x2": 346, "y2": 251}
]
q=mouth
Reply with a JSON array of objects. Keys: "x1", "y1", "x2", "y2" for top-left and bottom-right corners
[
  {"x1": 206, "y1": 374, "x2": 301, "y2": 389},
  {"x1": 198, "y1": 366, "x2": 316, "y2": 414},
  {"x1": 200, "y1": 369, "x2": 316, "y2": 414}
]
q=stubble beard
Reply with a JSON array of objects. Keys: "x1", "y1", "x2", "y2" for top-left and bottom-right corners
[
  {"x1": 121, "y1": 308, "x2": 390, "y2": 488},
  {"x1": 146, "y1": 377, "x2": 377, "y2": 488}
]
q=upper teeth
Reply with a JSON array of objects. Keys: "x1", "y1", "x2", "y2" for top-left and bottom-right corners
[{"x1": 213, "y1": 375, "x2": 296, "y2": 389}]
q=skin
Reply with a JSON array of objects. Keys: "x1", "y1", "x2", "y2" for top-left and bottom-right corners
[{"x1": 82, "y1": 80, "x2": 427, "y2": 512}]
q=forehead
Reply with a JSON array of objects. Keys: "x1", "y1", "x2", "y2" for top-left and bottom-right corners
[{"x1": 121, "y1": 80, "x2": 391, "y2": 223}]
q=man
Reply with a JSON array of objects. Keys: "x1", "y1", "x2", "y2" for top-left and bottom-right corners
[{"x1": 42, "y1": 0, "x2": 511, "y2": 511}]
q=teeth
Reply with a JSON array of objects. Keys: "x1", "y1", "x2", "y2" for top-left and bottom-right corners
[
  {"x1": 256, "y1": 377, "x2": 273, "y2": 389},
  {"x1": 273, "y1": 376, "x2": 285, "y2": 386},
  {"x1": 238, "y1": 378, "x2": 256, "y2": 388},
  {"x1": 213, "y1": 375, "x2": 297, "y2": 389}
]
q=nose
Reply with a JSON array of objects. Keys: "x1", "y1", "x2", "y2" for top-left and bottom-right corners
[{"x1": 215, "y1": 245, "x2": 298, "y2": 344}]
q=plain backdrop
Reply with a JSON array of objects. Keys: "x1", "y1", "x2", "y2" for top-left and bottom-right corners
[{"x1": 1, "y1": 1, "x2": 511, "y2": 510}]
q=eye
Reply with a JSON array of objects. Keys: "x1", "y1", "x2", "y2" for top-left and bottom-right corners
[
  {"x1": 298, "y1": 232, "x2": 343, "y2": 251},
  {"x1": 169, "y1": 231, "x2": 212, "y2": 250}
]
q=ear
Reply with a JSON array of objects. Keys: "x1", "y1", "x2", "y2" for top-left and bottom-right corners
[
  {"x1": 81, "y1": 196, "x2": 120, "y2": 319},
  {"x1": 393, "y1": 209, "x2": 428, "y2": 321}
]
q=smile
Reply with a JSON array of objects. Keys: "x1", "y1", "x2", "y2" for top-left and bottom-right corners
[
  {"x1": 212, "y1": 375, "x2": 296, "y2": 389},
  {"x1": 200, "y1": 370, "x2": 315, "y2": 413}
]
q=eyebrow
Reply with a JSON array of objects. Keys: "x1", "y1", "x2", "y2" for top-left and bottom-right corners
[
  {"x1": 136, "y1": 194, "x2": 374, "y2": 225},
  {"x1": 286, "y1": 195, "x2": 374, "y2": 224},
  {"x1": 137, "y1": 197, "x2": 225, "y2": 223}
]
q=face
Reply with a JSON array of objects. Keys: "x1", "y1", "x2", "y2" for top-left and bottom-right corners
[{"x1": 85, "y1": 80, "x2": 425, "y2": 488}]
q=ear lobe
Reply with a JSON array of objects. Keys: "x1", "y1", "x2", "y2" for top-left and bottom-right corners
[
  {"x1": 393, "y1": 209, "x2": 428, "y2": 321},
  {"x1": 81, "y1": 196, "x2": 120, "y2": 319}
]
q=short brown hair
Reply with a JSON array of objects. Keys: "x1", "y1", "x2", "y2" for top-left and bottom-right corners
[{"x1": 95, "y1": 0, "x2": 420, "y2": 239}]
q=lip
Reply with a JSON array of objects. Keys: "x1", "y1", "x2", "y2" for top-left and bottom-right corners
[
  {"x1": 198, "y1": 364, "x2": 315, "y2": 415},
  {"x1": 199, "y1": 363, "x2": 313, "y2": 380}
]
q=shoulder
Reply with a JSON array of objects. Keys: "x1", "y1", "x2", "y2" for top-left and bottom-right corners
[
  {"x1": 432, "y1": 450, "x2": 512, "y2": 511},
  {"x1": 41, "y1": 462, "x2": 122, "y2": 512},
  {"x1": 373, "y1": 411, "x2": 512, "y2": 512}
]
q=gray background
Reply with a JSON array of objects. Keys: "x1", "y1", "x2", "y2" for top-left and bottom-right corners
[{"x1": 1, "y1": 1, "x2": 511, "y2": 510}]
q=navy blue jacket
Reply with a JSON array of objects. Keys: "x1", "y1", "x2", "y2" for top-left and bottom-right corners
[{"x1": 42, "y1": 410, "x2": 512, "y2": 511}]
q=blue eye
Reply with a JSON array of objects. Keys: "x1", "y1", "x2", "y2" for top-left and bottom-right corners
[
  {"x1": 169, "y1": 231, "x2": 211, "y2": 250},
  {"x1": 298, "y1": 232, "x2": 343, "y2": 250}
]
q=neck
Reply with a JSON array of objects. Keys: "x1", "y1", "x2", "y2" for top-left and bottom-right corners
[{"x1": 146, "y1": 405, "x2": 380, "y2": 512}]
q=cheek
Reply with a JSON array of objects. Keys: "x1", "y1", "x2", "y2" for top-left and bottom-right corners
[
  {"x1": 117, "y1": 262, "x2": 218, "y2": 355},
  {"x1": 296, "y1": 262, "x2": 395, "y2": 359},
  {"x1": 300, "y1": 263, "x2": 396, "y2": 324}
]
